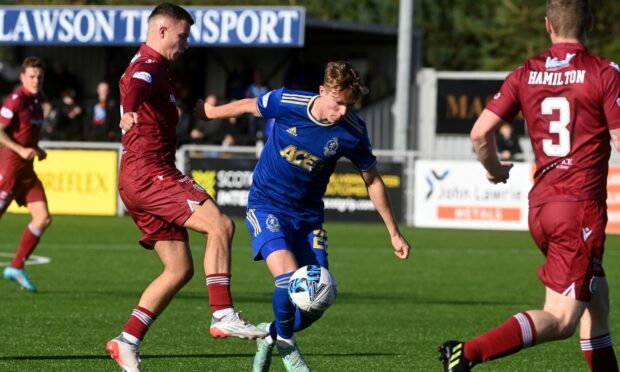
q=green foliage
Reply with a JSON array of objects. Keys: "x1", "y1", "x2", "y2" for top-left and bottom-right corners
[{"x1": 417, "y1": 0, "x2": 620, "y2": 70}]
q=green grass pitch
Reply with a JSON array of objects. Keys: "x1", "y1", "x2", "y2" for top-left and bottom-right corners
[{"x1": 1, "y1": 214, "x2": 619, "y2": 371}]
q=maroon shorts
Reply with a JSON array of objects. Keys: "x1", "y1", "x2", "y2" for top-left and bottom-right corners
[
  {"x1": 528, "y1": 200, "x2": 606, "y2": 301},
  {"x1": 0, "y1": 167, "x2": 47, "y2": 215},
  {"x1": 120, "y1": 171, "x2": 211, "y2": 249}
]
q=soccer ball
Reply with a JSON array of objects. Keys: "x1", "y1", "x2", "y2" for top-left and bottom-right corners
[{"x1": 288, "y1": 265, "x2": 337, "y2": 313}]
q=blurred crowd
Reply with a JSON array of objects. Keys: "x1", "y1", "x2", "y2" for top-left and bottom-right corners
[{"x1": 0, "y1": 54, "x2": 391, "y2": 148}]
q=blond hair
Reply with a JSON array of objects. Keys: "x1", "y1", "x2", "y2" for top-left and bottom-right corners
[{"x1": 323, "y1": 61, "x2": 368, "y2": 105}]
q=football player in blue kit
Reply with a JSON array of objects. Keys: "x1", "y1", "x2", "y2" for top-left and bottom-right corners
[{"x1": 195, "y1": 60, "x2": 411, "y2": 372}]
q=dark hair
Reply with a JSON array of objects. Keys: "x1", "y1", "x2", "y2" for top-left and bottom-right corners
[
  {"x1": 323, "y1": 61, "x2": 368, "y2": 105},
  {"x1": 149, "y1": 2, "x2": 194, "y2": 26},
  {"x1": 546, "y1": 0, "x2": 591, "y2": 39},
  {"x1": 21, "y1": 56, "x2": 45, "y2": 74}
]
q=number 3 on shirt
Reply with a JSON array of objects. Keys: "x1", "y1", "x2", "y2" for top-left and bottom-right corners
[{"x1": 541, "y1": 97, "x2": 570, "y2": 157}]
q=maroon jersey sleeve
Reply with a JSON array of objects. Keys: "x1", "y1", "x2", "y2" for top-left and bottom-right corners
[
  {"x1": 0, "y1": 93, "x2": 21, "y2": 128},
  {"x1": 485, "y1": 68, "x2": 523, "y2": 123},
  {"x1": 602, "y1": 62, "x2": 620, "y2": 130},
  {"x1": 122, "y1": 66, "x2": 156, "y2": 113}
]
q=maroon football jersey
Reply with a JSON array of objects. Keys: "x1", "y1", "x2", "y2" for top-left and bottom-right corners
[
  {"x1": 0, "y1": 86, "x2": 44, "y2": 170},
  {"x1": 487, "y1": 43, "x2": 620, "y2": 206},
  {"x1": 119, "y1": 44, "x2": 179, "y2": 183}
]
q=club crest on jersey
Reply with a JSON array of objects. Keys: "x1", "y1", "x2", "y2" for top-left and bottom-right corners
[
  {"x1": 545, "y1": 53, "x2": 575, "y2": 70},
  {"x1": 266, "y1": 214, "x2": 281, "y2": 232},
  {"x1": 324, "y1": 137, "x2": 339, "y2": 157}
]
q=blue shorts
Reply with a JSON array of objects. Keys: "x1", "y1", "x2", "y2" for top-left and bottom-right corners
[{"x1": 245, "y1": 208, "x2": 328, "y2": 268}]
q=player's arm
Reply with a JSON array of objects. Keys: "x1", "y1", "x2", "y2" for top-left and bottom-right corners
[
  {"x1": 470, "y1": 109, "x2": 514, "y2": 184},
  {"x1": 361, "y1": 165, "x2": 410, "y2": 260},
  {"x1": 119, "y1": 69, "x2": 154, "y2": 133},
  {"x1": 0, "y1": 125, "x2": 36, "y2": 160},
  {"x1": 610, "y1": 129, "x2": 620, "y2": 153},
  {"x1": 194, "y1": 97, "x2": 260, "y2": 121}
]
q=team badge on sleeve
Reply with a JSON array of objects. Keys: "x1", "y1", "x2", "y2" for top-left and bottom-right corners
[
  {"x1": 132, "y1": 71, "x2": 152, "y2": 83},
  {"x1": 1, "y1": 107, "x2": 13, "y2": 119},
  {"x1": 266, "y1": 214, "x2": 281, "y2": 232}
]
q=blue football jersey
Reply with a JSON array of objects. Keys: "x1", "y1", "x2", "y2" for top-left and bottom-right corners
[{"x1": 249, "y1": 87, "x2": 377, "y2": 225}]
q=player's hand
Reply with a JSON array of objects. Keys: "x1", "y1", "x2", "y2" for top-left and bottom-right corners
[
  {"x1": 35, "y1": 147, "x2": 47, "y2": 161},
  {"x1": 391, "y1": 233, "x2": 410, "y2": 260},
  {"x1": 120, "y1": 112, "x2": 138, "y2": 134},
  {"x1": 487, "y1": 162, "x2": 513, "y2": 184},
  {"x1": 194, "y1": 99, "x2": 215, "y2": 121},
  {"x1": 193, "y1": 99, "x2": 207, "y2": 120},
  {"x1": 17, "y1": 147, "x2": 36, "y2": 161}
]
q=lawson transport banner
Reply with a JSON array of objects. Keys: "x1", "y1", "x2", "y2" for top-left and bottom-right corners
[{"x1": 0, "y1": 6, "x2": 305, "y2": 46}]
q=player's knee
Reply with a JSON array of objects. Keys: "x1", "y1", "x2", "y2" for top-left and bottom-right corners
[
  {"x1": 41, "y1": 214, "x2": 52, "y2": 229},
  {"x1": 32, "y1": 214, "x2": 51, "y2": 231},
  {"x1": 554, "y1": 315, "x2": 579, "y2": 339},
  {"x1": 170, "y1": 264, "x2": 194, "y2": 285}
]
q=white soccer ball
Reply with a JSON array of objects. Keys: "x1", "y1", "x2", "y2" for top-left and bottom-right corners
[{"x1": 288, "y1": 265, "x2": 337, "y2": 313}]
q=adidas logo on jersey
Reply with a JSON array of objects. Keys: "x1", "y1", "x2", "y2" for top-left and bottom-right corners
[{"x1": 287, "y1": 127, "x2": 297, "y2": 136}]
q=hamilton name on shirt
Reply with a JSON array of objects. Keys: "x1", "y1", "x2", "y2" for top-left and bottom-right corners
[{"x1": 528, "y1": 53, "x2": 586, "y2": 86}]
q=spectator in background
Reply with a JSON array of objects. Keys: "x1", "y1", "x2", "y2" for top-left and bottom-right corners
[
  {"x1": 175, "y1": 100, "x2": 193, "y2": 148},
  {"x1": 84, "y1": 81, "x2": 120, "y2": 142},
  {"x1": 226, "y1": 62, "x2": 250, "y2": 101},
  {"x1": 40, "y1": 98, "x2": 58, "y2": 141},
  {"x1": 362, "y1": 58, "x2": 390, "y2": 107},
  {"x1": 55, "y1": 88, "x2": 83, "y2": 141},
  {"x1": 495, "y1": 122, "x2": 522, "y2": 161},
  {"x1": 44, "y1": 61, "x2": 81, "y2": 103},
  {"x1": 191, "y1": 94, "x2": 228, "y2": 145},
  {"x1": 283, "y1": 52, "x2": 322, "y2": 92},
  {"x1": 245, "y1": 69, "x2": 269, "y2": 143},
  {"x1": 0, "y1": 52, "x2": 21, "y2": 95}
]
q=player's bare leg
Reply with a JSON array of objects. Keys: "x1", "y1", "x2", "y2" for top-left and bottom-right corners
[
  {"x1": 440, "y1": 288, "x2": 587, "y2": 371},
  {"x1": 579, "y1": 279, "x2": 619, "y2": 371},
  {"x1": 184, "y1": 199, "x2": 267, "y2": 339},
  {"x1": 136, "y1": 240, "x2": 194, "y2": 313},
  {"x1": 3, "y1": 200, "x2": 51, "y2": 292},
  {"x1": 107, "y1": 240, "x2": 193, "y2": 372},
  {"x1": 528, "y1": 287, "x2": 587, "y2": 343}
]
